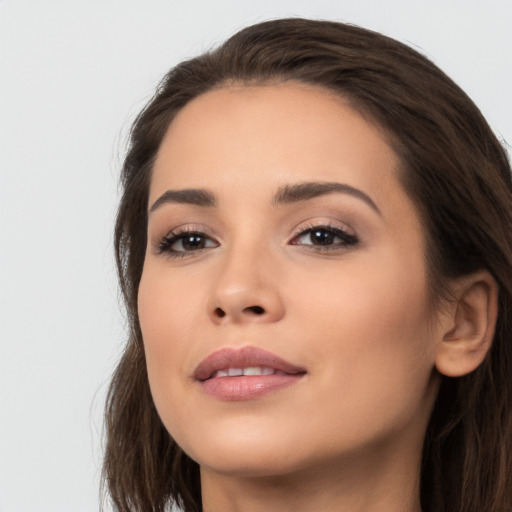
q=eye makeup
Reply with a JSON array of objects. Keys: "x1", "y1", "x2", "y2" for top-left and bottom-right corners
[
  {"x1": 155, "y1": 220, "x2": 359, "y2": 259},
  {"x1": 288, "y1": 221, "x2": 358, "y2": 252},
  {"x1": 157, "y1": 226, "x2": 219, "y2": 257}
]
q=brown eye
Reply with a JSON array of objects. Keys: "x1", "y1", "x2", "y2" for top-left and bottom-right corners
[
  {"x1": 308, "y1": 229, "x2": 336, "y2": 245},
  {"x1": 177, "y1": 234, "x2": 208, "y2": 251},
  {"x1": 158, "y1": 231, "x2": 218, "y2": 255},
  {"x1": 290, "y1": 226, "x2": 358, "y2": 249}
]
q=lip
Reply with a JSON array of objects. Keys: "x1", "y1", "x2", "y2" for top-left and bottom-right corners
[{"x1": 193, "y1": 346, "x2": 306, "y2": 401}]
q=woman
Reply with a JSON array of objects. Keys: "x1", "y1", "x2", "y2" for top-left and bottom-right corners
[{"x1": 103, "y1": 18, "x2": 512, "y2": 512}]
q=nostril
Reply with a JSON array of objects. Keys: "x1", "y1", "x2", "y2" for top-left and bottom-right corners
[
  {"x1": 244, "y1": 305, "x2": 265, "y2": 315},
  {"x1": 214, "y1": 307, "x2": 226, "y2": 318}
]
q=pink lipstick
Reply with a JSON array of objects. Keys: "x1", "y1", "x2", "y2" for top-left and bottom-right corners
[{"x1": 193, "y1": 346, "x2": 306, "y2": 401}]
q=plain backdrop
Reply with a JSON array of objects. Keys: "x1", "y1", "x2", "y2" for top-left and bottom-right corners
[{"x1": 0, "y1": 1, "x2": 510, "y2": 511}]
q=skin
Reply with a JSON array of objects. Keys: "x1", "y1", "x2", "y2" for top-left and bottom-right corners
[{"x1": 138, "y1": 83, "x2": 494, "y2": 512}]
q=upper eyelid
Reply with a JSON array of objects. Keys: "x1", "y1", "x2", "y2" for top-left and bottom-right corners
[
  {"x1": 156, "y1": 219, "x2": 356, "y2": 239},
  {"x1": 159, "y1": 221, "x2": 352, "y2": 239},
  {"x1": 161, "y1": 223, "x2": 217, "y2": 239}
]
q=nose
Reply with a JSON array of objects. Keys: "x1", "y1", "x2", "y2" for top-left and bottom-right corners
[{"x1": 207, "y1": 244, "x2": 285, "y2": 325}]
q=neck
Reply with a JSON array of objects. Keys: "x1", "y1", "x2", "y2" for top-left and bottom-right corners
[{"x1": 200, "y1": 446, "x2": 424, "y2": 512}]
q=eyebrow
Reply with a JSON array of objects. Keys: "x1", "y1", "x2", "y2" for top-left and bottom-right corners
[
  {"x1": 149, "y1": 188, "x2": 216, "y2": 212},
  {"x1": 272, "y1": 181, "x2": 380, "y2": 215},
  {"x1": 149, "y1": 181, "x2": 380, "y2": 215}
]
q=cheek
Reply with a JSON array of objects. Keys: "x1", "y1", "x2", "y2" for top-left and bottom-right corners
[
  {"x1": 294, "y1": 251, "x2": 435, "y2": 417},
  {"x1": 297, "y1": 248, "x2": 431, "y2": 343},
  {"x1": 138, "y1": 270, "x2": 209, "y2": 450},
  {"x1": 137, "y1": 266, "x2": 202, "y2": 407},
  {"x1": 139, "y1": 262, "x2": 202, "y2": 346}
]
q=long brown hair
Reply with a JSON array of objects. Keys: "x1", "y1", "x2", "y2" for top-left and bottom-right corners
[{"x1": 103, "y1": 18, "x2": 512, "y2": 512}]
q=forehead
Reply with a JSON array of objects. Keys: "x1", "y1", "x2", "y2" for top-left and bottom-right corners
[{"x1": 150, "y1": 83, "x2": 405, "y2": 213}]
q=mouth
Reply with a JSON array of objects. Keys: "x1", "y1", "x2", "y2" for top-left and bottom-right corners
[
  {"x1": 210, "y1": 367, "x2": 290, "y2": 378},
  {"x1": 193, "y1": 346, "x2": 306, "y2": 401}
]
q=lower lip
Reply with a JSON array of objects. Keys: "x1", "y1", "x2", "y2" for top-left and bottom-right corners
[{"x1": 199, "y1": 374, "x2": 304, "y2": 401}]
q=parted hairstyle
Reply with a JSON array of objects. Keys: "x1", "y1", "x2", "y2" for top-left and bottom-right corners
[{"x1": 103, "y1": 17, "x2": 512, "y2": 512}]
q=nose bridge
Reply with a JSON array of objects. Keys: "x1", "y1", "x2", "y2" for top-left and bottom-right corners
[{"x1": 208, "y1": 232, "x2": 284, "y2": 324}]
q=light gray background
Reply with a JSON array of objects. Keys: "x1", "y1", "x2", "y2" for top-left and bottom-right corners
[{"x1": 0, "y1": 1, "x2": 510, "y2": 511}]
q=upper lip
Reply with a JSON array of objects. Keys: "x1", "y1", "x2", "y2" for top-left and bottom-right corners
[{"x1": 193, "y1": 346, "x2": 306, "y2": 381}]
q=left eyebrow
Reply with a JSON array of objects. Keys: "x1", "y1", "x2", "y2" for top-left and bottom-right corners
[
  {"x1": 272, "y1": 181, "x2": 381, "y2": 216},
  {"x1": 149, "y1": 188, "x2": 216, "y2": 212}
]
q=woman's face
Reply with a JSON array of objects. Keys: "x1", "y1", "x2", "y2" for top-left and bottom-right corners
[{"x1": 138, "y1": 83, "x2": 442, "y2": 479}]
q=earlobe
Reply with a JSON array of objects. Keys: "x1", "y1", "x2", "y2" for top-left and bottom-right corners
[{"x1": 435, "y1": 270, "x2": 499, "y2": 378}]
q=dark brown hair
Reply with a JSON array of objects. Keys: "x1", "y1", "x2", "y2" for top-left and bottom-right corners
[{"x1": 103, "y1": 18, "x2": 512, "y2": 512}]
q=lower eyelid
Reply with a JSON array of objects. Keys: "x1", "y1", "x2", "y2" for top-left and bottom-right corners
[{"x1": 154, "y1": 223, "x2": 215, "y2": 245}]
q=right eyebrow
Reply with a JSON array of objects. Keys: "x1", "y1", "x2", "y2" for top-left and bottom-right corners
[
  {"x1": 149, "y1": 188, "x2": 216, "y2": 212},
  {"x1": 272, "y1": 181, "x2": 380, "y2": 215}
]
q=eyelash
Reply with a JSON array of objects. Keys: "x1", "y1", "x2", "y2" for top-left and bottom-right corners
[
  {"x1": 157, "y1": 223, "x2": 358, "y2": 258},
  {"x1": 157, "y1": 227, "x2": 218, "y2": 257},
  {"x1": 289, "y1": 223, "x2": 358, "y2": 251}
]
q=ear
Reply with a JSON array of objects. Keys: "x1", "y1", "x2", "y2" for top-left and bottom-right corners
[{"x1": 435, "y1": 270, "x2": 499, "y2": 378}]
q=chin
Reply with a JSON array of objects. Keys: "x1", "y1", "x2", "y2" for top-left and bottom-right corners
[{"x1": 176, "y1": 420, "x2": 312, "y2": 478}]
